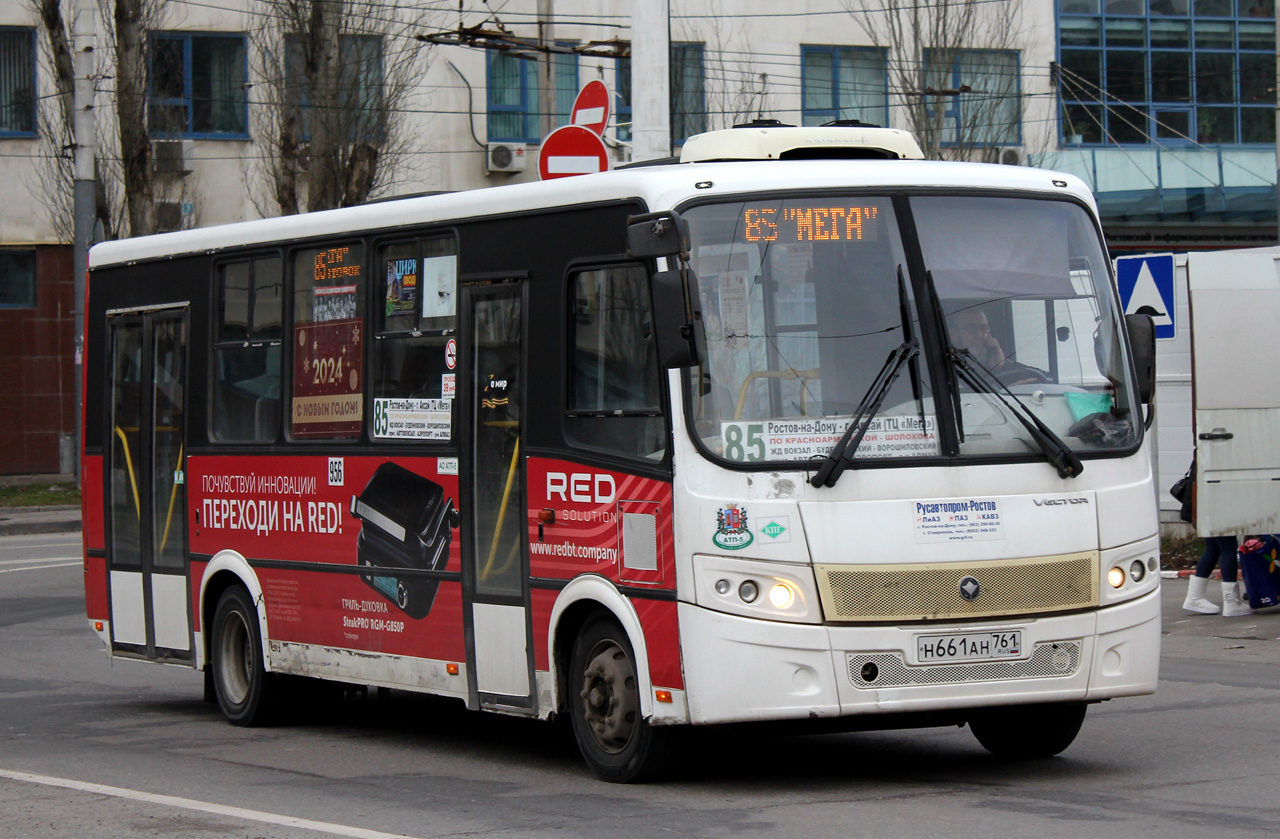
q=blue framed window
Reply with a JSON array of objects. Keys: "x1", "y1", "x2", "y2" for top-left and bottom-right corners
[
  {"x1": 615, "y1": 58, "x2": 632, "y2": 142},
  {"x1": 554, "y1": 45, "x2": 579, "y2": 125},
  {"x1": 0, "y1": 249, "x2": 35, "y2": 308},
  {"x1": 284, "y1": 34, "x2": 384, "y2": 142},
  {"x1": 671, "y1": 42, "x2": 706, "y2": 143},
  {"x1": 488, "y1": 51, "x2": 537, "y2": 142},
  {"x1": 924, "y1": 49, "x2": 1021, "y2": 146},
  {"x1": 149, "y1": 33, "x2": 247, "y2": 138},
  {"x1": 800, "y1": 46, "x2": 888, "y2": 128},
  {"x1": 1057, "y1": 0, "x2": 1276, "y2": 145},
  {"x1": 0, "y1": 28, "x2": 35, "y2": 137}
]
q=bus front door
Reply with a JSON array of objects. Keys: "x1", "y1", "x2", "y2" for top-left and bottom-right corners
[
  {"x1": 462, "y1": 281, "x2": 535, "y2": 710},
  {"x1": 105, "y1": 308, "x2": 192, "y2": 662}
]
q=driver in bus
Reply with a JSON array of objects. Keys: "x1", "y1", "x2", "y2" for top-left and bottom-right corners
[{"x1": 947, "y1": 307, "x2": 1048, "y2": 387}]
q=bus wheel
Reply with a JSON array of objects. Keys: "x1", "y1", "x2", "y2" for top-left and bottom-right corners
[
  {"x1": 969, "y1": 702, "x2": 1087, "y2": 759},
  {"x1": 211, "y1": 586, "x2": 276, "y2": 726},
  {"x1": 569, "y1": 615, "x2": 671, "y2": 783}
]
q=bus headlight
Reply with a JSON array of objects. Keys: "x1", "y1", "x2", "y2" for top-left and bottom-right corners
[
  {"x1": 693, "y1": 553, "x2": 821, "y2": 623},
  {"x1": 1129, "y1": 559, "x2": 1146, "y2": 583},
  {"x1": 768, "y1": 583, "x2": 795, "y2": 609},
  {"x1": 1107, "y1": 566, "x2": 1127, "y2": 589}
]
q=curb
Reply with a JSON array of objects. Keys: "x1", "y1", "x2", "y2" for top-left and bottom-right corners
[
  {"x1": 0, "y1": 520, "x2": 82, "y2": 536},
  {"x1": 1161, "y1": 569, "x2": 1220, "y2": 580},
  {"x1": 0, "y1": 506, "x2": 82, "y2": 537}
]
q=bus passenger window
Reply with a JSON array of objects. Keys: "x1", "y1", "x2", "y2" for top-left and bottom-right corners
[
  {"x1": 567, "y1": 265, "x2": 666, "y2": 460},
  {"x1": 291, "y1": 243, "x2": 366, "y2": 439},
  {"x1": 371, "y1": 235, "x2": 458, "y2": 443},
  {"x1": 211, "y1": 256, "x2": 282, "y2": 442}
]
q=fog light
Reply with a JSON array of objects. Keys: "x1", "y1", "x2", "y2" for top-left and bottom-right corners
[
  {"x1": 768, "y1": 583, "x2": 794, "y2": 609},
  {"x1": 1129, "y1": 559, "x2": 1146, "y2": 582},
  {"x1": 1108, "y1": 566, "x2": 1126, "y2": 589},
  {"x1": 1148, "y1": 557, "x2": 1158, "y2": 572},
  {"x1": 738, "y1": 580, "x2": 759, "y2": 603},
  {"x1": 714, "y1": 578, "x2": 731, "y2": 595}
]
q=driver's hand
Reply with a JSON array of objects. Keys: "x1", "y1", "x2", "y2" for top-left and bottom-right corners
[{"x1": 980, "y1": 335, "x2": 1006, "y2": 370}]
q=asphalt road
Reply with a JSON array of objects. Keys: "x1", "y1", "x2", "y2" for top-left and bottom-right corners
[{"x1": 3, "y1": 531, "x2": 1280, "y2": 839}]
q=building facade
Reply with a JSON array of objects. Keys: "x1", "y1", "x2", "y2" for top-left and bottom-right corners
[{"x1": 0, "y1": 0, "x2": 1273, "y2": 472}]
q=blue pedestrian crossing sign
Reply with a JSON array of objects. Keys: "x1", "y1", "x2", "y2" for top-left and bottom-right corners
[{"x1": 1115, "y1": 253, "x2": 1176, "y2": 339}]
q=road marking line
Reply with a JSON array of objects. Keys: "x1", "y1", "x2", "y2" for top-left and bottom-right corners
[
  {"x1": 0, "y1": 769, "x2": 424, "y2": 839},
  {"x1": 0, "y1": 556, "x2": 80, "y2": 566},
  {"x1": 0, "y1": 562, "x2": 81, "y2": 574},
  {"x1": 0, "y1": 542, "x2": 82, "y2": 551}
]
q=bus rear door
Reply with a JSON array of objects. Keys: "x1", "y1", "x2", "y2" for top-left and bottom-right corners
[{"x1": 104, "y1": 306, "x2": 193, "y2": 662}]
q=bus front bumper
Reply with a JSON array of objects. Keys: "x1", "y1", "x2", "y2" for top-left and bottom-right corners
[{"x1": 677, "y1": 587, "x2": 1160, "y2": 726}]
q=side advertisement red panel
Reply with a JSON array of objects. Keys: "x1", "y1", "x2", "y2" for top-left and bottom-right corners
[
  {"x1": 530, "y1": 587, "x2": 557, "y2": 672},
  {"x1": 525, "y1": 457, "x2": 681, "y2": 688},
  {"x1": 524, "y1": 457, "x2": 674, "y2": 588},
  {"x1": 81, "y1": 454, "x2": 105, "y2": 551},
  {"x1": 188, "y1": 454, "x2": 465, "y2": 662},
  {"x1": 635, "y1": 599, "x2": 683, "y2": 689},
  {"x1": 190, "y1": 559, "x2": 207, "y2": 632},
  {"x1": 83, "y1": 553, "x2": 108, "y2": 621}
]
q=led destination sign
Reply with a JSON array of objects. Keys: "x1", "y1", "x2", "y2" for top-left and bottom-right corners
[{"x1": 744, "y1": 205, "x2": 882, "y2": 243}]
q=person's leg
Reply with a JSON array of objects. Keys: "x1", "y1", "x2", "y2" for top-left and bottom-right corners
[
  {"x1": 1218, "y1": 536, "x2": 1253, "y2": 617},
  {"x1": 1184, "y1": 537, "x2": 1223, "y2": 613}
]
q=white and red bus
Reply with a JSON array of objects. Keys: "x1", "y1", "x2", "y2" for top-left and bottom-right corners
[{"x1": 81, "y1": 125, "x2": 1161, "y2": 782}]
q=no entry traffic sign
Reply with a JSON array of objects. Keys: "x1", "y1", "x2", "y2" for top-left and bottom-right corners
[
  {"x1": 570, "y1": 80, "x2": 611, "y2": 137},
  {"x1": 538, "y1": 125, "x2": 609, "y2": 180}
]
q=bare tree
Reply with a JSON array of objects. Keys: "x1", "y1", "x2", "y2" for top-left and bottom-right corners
[
  {"x1": 678, "y1": 5, "x2": 770, "y2": 131},
  {"x1": 31, "y1": 0, "x2": 198, "y2": 240},
  {"x1": 849, "y1": 0, "x2": 1027, "y2": 160},
  {"x1": 247, "y1": 0, "x2": 434, "y2": 215}
]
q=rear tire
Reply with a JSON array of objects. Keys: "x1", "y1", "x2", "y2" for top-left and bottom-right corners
[
  {"x1": 568, "y1": 614, "x2": 672, "y2": 783},
  {"x1": 210, "y1": 586, "x2": 276, "y2": 726},
  {"x1": 969, "y1": 701, "x2": 1087, "y2": 758}
]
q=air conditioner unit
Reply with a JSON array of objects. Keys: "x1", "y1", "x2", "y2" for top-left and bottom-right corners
[
  {"x1": 999, "y1": 147, "x2": 1023, "y2": 166},
  {"x1": 152, "y1": 140, "x2": 191, "y2": 176},
  {"x1": 486, "y1": 142, "x2": 526, "y2": 173},
  {"x1": 155, "y1": 200, "x2": 195, "y2": 233}
]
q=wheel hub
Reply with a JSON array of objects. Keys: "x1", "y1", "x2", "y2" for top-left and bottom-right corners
[{"x1": 579, "y1": 641, "x2": 638, "y2": 754}]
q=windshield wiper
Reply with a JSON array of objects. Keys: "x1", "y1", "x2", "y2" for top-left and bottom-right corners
[
  {"x1": 810, "y1": 339, "x2": 919, "y2": 489},
  {"x1": 948, "y1": 348, "x2": 1084, "y2": 479},
  {"x1": 811, "y1": 273, "x2": 922, "y2": 489}
]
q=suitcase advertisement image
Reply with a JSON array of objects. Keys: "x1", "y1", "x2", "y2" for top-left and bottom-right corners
[{"x1": 350, "y1": 461, "x2": 459, "y2": 619}]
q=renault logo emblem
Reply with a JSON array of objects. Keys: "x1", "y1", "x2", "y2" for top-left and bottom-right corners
[{"x1": 959, "y1": 576, "x2": 981, "y2": 601}]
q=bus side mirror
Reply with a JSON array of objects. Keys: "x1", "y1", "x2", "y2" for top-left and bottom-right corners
[
  {"x1": 1125, "y1": 312, "x2": 1156, "y2": 404},
  {"x1": 627, "y1": 212, "x2": 690, "y2": 259},
  {"x1": 652, "y1": 269, "x2": 706, "y2": 368}
]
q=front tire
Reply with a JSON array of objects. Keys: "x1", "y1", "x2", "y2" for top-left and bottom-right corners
[
  {"x1": 568, "y1": 614, "x2": 672, "y2": 782},
  {"x1": 210, "y1": 586, "x2": 276, "y2": 726},
  {"x1": 969, "y1": 701, "x2": 1087, "y2": 758}
]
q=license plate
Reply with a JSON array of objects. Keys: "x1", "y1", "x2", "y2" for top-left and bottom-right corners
[{"x1": 916, "y1": 630, "x2": 1023, "y2": 663}]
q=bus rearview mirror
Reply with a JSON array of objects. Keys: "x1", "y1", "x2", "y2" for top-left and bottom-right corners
[
  {"x1": 627, "y1": 211, "x2": 690, "y2": 259},
  {"x1": 1125, "y1": 312, "x2": 1156, "y2": 404},
  {"x1": 651, "y1": 269, "x2": 706, "y2": 368}
]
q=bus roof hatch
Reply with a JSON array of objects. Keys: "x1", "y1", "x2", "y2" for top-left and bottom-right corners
[{"x1": 679, "y1": 124, "x2": 925, "y2": 163}]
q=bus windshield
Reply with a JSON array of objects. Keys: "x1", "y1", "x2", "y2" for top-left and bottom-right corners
[{"x1": 683, "y1": 193, "x2": 1138, "y2": 467}]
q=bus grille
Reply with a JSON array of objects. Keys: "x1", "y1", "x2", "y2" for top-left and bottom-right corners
[
  {"x1": 846, "y1": 641, "x2": 1083, "y2": 688},
  {"x1": 815, "y1": 553, "x2": 1099, "y2": 622}
]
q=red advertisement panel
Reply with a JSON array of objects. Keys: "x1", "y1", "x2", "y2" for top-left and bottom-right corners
[
  {"x1": 525, "y1": 457, "x2": 681, "y2": 688},
  {"x1": 525, "y1": 457, "x2": 674, "y2": 588},
  {"x1": 188, "y1": 454, "x2": 464, "y2": 662}
]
